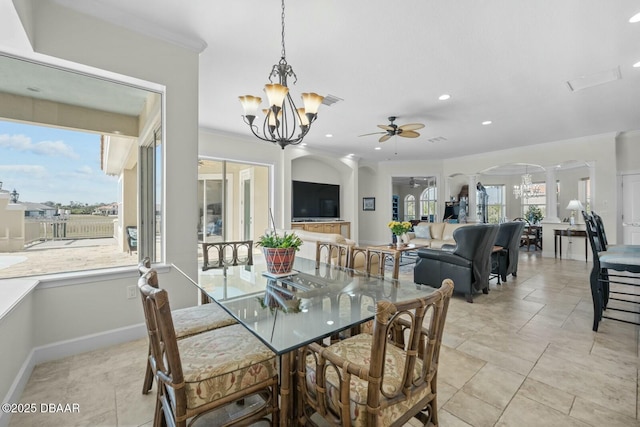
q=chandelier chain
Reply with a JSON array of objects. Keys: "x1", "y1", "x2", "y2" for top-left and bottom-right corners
[{"x1": 280, "y1": 0, "x2": 286, "y2": 60}]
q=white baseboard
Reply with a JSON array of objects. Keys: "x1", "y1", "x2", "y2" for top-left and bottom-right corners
[{"x1": 0, "y1": 323, "x2": 146, "y2": 427}]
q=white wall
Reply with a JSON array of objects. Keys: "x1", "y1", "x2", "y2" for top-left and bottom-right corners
[
  {"x1": 616, "y1": 131, "x2": 640, "y2": 174},
  {"x1": 1, "y1": 0, "x2": 201, "y2": 410},
  {"x1": 358, "y1": 159, "x2": 444, "y2": 245}
]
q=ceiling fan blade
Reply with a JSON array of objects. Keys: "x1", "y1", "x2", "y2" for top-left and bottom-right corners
[
  {"x1": 358, "y1": 131, "x2": 386, "y2": 137},
  {"x1": 377, "y1": 125, "x2": 395, "y2": 131},
  {"x1": 398, "y1": 123, "x2": 425, "y2": 131},
  {"x1": 398, "y1": 130, "x2": 420, "y2": 138},
  {"x1": 379, "y1": 134, "x2": 392, "y2": 143}
]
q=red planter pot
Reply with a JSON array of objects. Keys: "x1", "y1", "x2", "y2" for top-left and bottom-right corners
[{"x1": 263, "y1": 247, "x2": 296, "y2": 274}]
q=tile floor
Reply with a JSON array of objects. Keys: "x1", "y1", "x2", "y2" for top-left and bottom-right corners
[{"x1": 8, "y1": 251, "x2": 640, "y2": 426}]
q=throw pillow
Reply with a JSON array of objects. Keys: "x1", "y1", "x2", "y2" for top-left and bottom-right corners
[{"x1": 413, "y1": 225, "x2": 431, "y2": 239}]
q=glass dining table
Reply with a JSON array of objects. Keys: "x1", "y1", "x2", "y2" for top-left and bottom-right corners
[{"x1": 194, "y1": 256, "x2": 436, "y2": 425}]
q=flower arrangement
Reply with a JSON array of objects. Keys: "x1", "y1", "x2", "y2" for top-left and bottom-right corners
[
  {"x1": 526, "y1": 205, "x2": 544, "y2": 224},
  {"x1": 388, "y1": 220, "x2": 412, "y2": 236}
]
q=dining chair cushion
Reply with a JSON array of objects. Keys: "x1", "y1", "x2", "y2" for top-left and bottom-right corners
[
  {"x1": 598, "y1": 252, "x2": 640, "y2": 273},
  {"x1": 177, "y1": 323, "x2": 277, "y2": 409},
  {"x1": 302, "y1": 333, "x2": 426, "y2": 425},
  {"x1": 172, "y1": 303, "x2": 237, "y2": 338}
]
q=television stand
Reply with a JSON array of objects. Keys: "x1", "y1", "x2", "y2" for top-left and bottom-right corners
[{"x1": 290, "y1": 221, "x2": 350, "y2": 239}]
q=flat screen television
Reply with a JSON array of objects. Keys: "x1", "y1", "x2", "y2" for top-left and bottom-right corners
[{"x1": 292, "y1": 180, "x2": 340, "y2": 220}]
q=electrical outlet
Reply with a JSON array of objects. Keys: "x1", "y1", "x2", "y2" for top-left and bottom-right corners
[{"x1": 127, "y1": 285, "x2": 137, "y2": 299}]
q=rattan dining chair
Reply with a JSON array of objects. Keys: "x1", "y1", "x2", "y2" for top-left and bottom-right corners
[
  {"x1": 138, "y1": 270, "x2": 279, "y2": 427},
  {"x1": 297, "y1": 279, "x2": 454, "y2": 426},
  {"x1": 200, "y1": 240, "x2": 254, "y2": 303},
  {"x1": 316, "y1": 241, "x2": 352, "y2": 269},
  {"x1": 346, "y1": 246, "x2": 401, "y2": 336},
  {"x1": 201, "y1": 240, "x2": 254, "y2": 271},
  {"x1": 350, "y1": 246, "x2": 400, "y2": 279},
  {"x1": 138, "y1": 259, "x2": 237, "y2": 395}
]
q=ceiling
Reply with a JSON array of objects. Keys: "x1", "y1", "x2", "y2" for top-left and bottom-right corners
[{"x1": 3, "y1": 0, "x2": 640, "y2": 162}]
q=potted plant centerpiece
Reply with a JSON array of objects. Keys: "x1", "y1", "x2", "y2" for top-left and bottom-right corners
[
  {"x1": 388, "y1": 220, "x2": 413, "y2": 249},
  {"x1": 256, "y1": 230, "x2": 303, "y2": 275}
]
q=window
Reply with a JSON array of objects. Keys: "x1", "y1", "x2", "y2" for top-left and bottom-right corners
[
  {"x1": 485, "y1": 185, "x2": 506, "y2": 223},
  {"x1": 521, "y1": 182, "x2": 547, "y2": 220},
  {"x1": 404, "y1": 194, "x2": 416, "y2": 221},
  {"x1": 419, "y1": 179, "x2": 438, "y2": 222},
  {"x1": 0, "y1": 54, "x2": 162, "y2": 278}
]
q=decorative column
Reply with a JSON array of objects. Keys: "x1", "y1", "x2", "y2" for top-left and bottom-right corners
[
  {"x1": 544, "y1": 166, "x2": 560, "y2": 223},
  {"x1": 466, "y1": 174, "x2": 478, "y2": 223}
]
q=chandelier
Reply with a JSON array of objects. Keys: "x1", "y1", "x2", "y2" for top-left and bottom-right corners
[
  {"x1": 513, "y1": 167, "x2": 541, "y2": 199},
  {"x1": 239, "y1": 0, "x2": 323, "y2": 149}
]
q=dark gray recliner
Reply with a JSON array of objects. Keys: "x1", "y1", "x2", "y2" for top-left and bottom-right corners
[
  {"x1": 414, "y1": 224, "x2": 499, "y2": 302},
  {"x1": 492, "y1": 221, "x2": 526, "y2": 282}
]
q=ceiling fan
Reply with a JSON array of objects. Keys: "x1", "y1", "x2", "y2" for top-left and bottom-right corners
[
  {"x1": 359, "y1": 116, "x2": 425, "y2": 143},
  {"x1": 409, "y1": 177, "x2": 421, "y2": 188}
]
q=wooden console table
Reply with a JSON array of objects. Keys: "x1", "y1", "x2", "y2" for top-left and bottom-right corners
[{"x1": 554, "y1": 229, "x2": 587, "y2": 262}]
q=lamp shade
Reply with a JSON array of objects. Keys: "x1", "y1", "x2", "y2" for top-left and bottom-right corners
[{"x1": 566, "y1": 200, "x2": 584, "y2": 211}]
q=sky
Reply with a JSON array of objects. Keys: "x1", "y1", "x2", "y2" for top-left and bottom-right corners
[{"x1": 0, "y1": 120, "x2": 118, "y2": 205}]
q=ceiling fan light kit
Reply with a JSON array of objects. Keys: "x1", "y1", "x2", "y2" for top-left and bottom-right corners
[
  {"x1": 360, "y1": 116, "x2": 425, "y2": 143},
  {"x1": 239, "y1": 0, "x2": 323, "y2": 149}
]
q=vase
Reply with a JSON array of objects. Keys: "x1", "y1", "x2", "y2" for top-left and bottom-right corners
[
  {"x1": 263, "y1": 247, "x2": 296, "y2": 274},
  {"x1": 401, "y1": 233, "x2": 411, "y2": 244}
]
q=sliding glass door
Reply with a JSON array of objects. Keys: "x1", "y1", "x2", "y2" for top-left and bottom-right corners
[{"x1": 197, "y1": 159, "x2": 270, "y2": 246}]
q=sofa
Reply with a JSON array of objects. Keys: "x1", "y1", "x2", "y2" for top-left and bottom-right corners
[{"x1": 405, "y1": 222, "x2": 471, "y2": 249}]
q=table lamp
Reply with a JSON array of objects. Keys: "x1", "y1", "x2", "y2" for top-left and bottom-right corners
[{"x1": 566, "y1": 200, "x2": 584, "y2": 226}]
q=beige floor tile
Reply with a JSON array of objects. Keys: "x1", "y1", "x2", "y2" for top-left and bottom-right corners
[
  {"x1": 114, "y1": 377, "x2": 155, "y2": 427},
  {"x1": 442, "y1": 390, "x2": 502, "y2": 427},
  {"x1": 462, "y1": 363, "x2": 525, "y2": 409},
  {"x1": 529, "y1": 352, "x2": 637, "y2": 418},
  {"x1": 436, "y1": 380, "x2": 459, "y2": 408},
  {"x1": 455, "y1": 340, "x2": 536, "y2": 376},
  {"x1": 438, "y1": 345, "x2": 486, "y2": 389},
  {"x1": 517, "y1": 378, "x2": 575, "y2": 414},
  {"x1": 570, "y1": 396, "x2": 640, "y2": 427},
  {"x1": 496, "y1": 395, "x2": 590, "y2": 427},
  {"x1": 544, "y1": 342, "x2": 638, "y2": 381},
  {"x1": 437, "y1": 410, "x2": 473, "y2": 427}
]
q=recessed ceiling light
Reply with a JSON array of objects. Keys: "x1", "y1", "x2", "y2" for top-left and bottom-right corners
[
  {"x1": 630, "y1": 12, "x2": 640, "y2": 23},
  {"x1": 301, "y1": 143, "x2": 307, "y2": 146},
  {"x1": 346, "y1": 153, "x2": 354, "y2": 157},
  {"x1": 325, "y1": 134, "x2": 333, "y2": 138},
  {"x1": 634, "y1": 61, "x2": 640, "y2": 68},
  {"x1": 482, "y1": 121, "x2": 492, "y2": 125},
  {"x1": 374, "y1": 147, "x2": 382, "y2": 150},
  {"x1": 438, "y1": 94, "x2": 451, "y2": 101}
]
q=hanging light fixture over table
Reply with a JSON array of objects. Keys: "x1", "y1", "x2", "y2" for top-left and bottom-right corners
[{"x1": 239, "y1": 0, "x2": 324, "y2": 149}]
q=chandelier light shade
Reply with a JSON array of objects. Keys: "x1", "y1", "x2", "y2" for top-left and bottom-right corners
[
  {"x1": 513, "y1": 166, "x2": 541, "y2": 199},
  {"x1": 239, "y1": 0, "x2": 324, "y2": 149}
]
